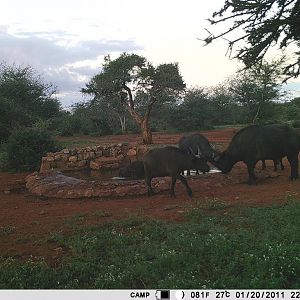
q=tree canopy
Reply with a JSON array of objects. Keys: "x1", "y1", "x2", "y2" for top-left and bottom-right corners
[
  {"x1": 0, "y1": 64, "x2": 61, "y2": 142},
  {"x1": 204, "y1": 0, "x2": 300, "y2": 79},
  {"x1": 82, "y1": 53, "x2": 185, "y2": 144},
  {"x1": 229, "y1": 60, "x2": 283, "y2": 123}
]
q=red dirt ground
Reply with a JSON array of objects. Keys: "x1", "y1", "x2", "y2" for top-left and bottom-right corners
[{"x1": 1, "y1": 127, "x2": 299, "y2": 263}]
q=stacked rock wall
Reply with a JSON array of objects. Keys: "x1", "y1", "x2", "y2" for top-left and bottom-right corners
[{"x1": 40, "y1": 143, "x2": 146, "y2": 173}]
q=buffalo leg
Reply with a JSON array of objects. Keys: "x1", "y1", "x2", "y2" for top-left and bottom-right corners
[
  {"x1": 273, "y1": 160, "x2": 278, "y2": 172},
  {"x1": 246, "y1": 162, "x2": 257, "y2": 185},
  {"x1": 287, "y1": 154, "x2": 299, "y2": 180},
  {"x1": 170, "y1": 177, "x2": 176, "y2": 197},
  {"x1": 280, "y1": 159, "x2": 284, "y2": 170},
  {"x1": 178, "y1": 175, "x2": 193, "y2": 197},
  {"x1": 145, "y1": 177, "x2": 155, "y2": 196}
]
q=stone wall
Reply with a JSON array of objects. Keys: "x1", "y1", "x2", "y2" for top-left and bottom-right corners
[
  {"x1": 40, "y1": 143, "x2": 150, "y2": 173},
  {"x1": 26, "y1": 170, "x2": 171, "y2": 198}
]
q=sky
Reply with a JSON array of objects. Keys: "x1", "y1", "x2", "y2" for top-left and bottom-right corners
[{"x1": 1, "y1": 0, "x2": 300, "y2": 108}]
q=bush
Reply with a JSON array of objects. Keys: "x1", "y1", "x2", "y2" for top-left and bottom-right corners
[
  {"x1": 292, "y1": 120, "x2": 300, "y2": 128},
  {"x1": 4, "y1": 127, "x2": 60, "y2": 171},
  {"x1": 0, "y1": 149, "x2": 9, "y2": 171}
]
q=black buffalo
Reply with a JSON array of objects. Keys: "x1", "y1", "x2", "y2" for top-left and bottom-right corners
[
  {"x1": 119, "y1": 161, "x2": 145, "y2": 179},
  {"x1": 213, "y1": 124, "x2": 300, "y2": 185},
  {"x1": 143, "y1": 146, "x2": 210, "y2": 197},
  {"x1": 178, "y1": 133, "x2": 218, "y2": 175}
]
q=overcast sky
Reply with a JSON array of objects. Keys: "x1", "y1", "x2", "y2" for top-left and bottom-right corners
[{"x1": 1, "y1": 0, "x2": 299, "y2": 108}]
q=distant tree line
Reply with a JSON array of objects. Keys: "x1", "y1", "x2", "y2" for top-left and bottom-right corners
[
  {"x1": 1, "y1": 56, "x2": 300, "y2": 170},
  {"x1": 1, "y1": 58, "x2": 300, "y2": 145}
]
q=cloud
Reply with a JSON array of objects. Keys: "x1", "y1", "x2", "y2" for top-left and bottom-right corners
[
  {"x1": 0, "y1": 28, "x2": 143, "y2": 106},
  {"x1": 284, "y1": 82, "x2": 300, "y2": 99}
]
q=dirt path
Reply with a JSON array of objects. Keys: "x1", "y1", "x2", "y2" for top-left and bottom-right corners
[{"x1": 0, "y1": 128, "x2": 299, "y2": 263}]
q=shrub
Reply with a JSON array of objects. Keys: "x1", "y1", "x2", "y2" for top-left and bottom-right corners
[
  {"x1": 292, "y1": 120, "x2": 300, "y2": 128},
  {"x1": 4, "y1": 127, "x2": 60, "y2": 171},
  {"x1": 0, "y1": 149, "x2": 9, "y2": 171}
]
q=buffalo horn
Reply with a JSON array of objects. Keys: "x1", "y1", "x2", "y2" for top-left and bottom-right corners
[
  {"x1": 196, "y1": 146, "x2": 202, "y2": 158},
  {"x1": 189, "y1": 147, "x2": 196, "y2": 157}
]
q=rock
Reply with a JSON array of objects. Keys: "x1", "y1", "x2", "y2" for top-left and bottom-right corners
[
  {"x1": 68, "y1": 156, "x2": 77, "y2": 162},
  {"x1": 77, "y1": 160, "x2": 87, "y2": 167},
  {"x1": 89, "y1": 160, "x2": 100, "y2": 170},
  {"x1": 83, "y1": 152, "x2": 90, "y2": 160},
  {"x1": 61, "y1": 155, "x2": 69, "y2": 162},
  {"x1": 67, "y1": 162, "x2": 77, "y2": 168},
  {"x1": 164, "y1": 205, "x2": 179, "y2": 211},
  {"x1": 63, "y1": 149, "x2": 70, "y2": 154},
  {"x1": 269, "y1": 172, "x2": 280, "y2": 178},
  {"x1": 54, "y1": 154, "x2": 62, "y2": 161},
  {"x1": 120, "y1": 143, "x2": 130, "y2": 154},
  {"x1": 90, "y1": 157, "x2": 120, "y2": 170},
  {"x1": 40, "y1": 157, "x2": 52, "y2": 172},
  {"x1": 70, "y1": 149, "x2": 77, "y2": 156},
  {"x1": 95, "y1": 150, "x2": 103, "y2": 157},
  {"x1": 127, "y1": 148, "x2": 137, "y2": 157},
  {"x1": 25, "y1": 170, "x2": 171, "y2": 199}
]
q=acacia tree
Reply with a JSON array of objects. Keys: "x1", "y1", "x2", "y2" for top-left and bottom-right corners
[
  {"x1": 229, "y1": 60, "x2": 283, "y2": 123},
  {"x1": 82, "y1": 53, "x2": 185, "y2": 144},
  {"x1": 204, "y1": 0, "x2": 300, "y2": 79}
]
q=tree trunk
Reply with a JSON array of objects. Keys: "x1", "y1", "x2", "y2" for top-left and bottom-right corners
[
  {"x1": 118, "y1": 115, "x2": 127, "y2": 134},
  {"x1": 121, "y1": 86, "x2": 155, "y2": 144},
  {"x1": 252, "y1": 103, "x2": 261, "y2": 124},
  {"x1": 141, "y1": 118, "x2": 152, "y2": 144},
  {"x1": 252, "y1": 82, "x2": 266, "y2": 124}
]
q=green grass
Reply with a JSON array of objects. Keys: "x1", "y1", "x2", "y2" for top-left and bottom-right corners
[
  {"x1": 0, "y1": 226, "x2": 16, "y2": 236},
  {"x1": 63, "y1": 213, "x2": 87, "y2": 226},
  {"x1": 92, "y1": 210, "x2": 113, "y2": 218},
  {"x1": 0, "y1": 200, "x2": 299, "y2": 289}
]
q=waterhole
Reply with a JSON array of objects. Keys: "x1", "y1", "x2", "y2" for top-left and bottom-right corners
[{"x1": 62, "y1": 167, "x2": 221, "y2": 181}]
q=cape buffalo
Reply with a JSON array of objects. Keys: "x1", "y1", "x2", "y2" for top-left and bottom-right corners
[
  {"x1": 119, "y1": 161, "x2": 145, "y2": 179},
  {"x1": 213, "y1": 124, "x2": 300, "y2": 185},
  {"x1": 143, "y1": 146, "x2": 210, "y2": 197},
  {"x1": 178, "y1": 133, "x2": 218, "y2": 175}
]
